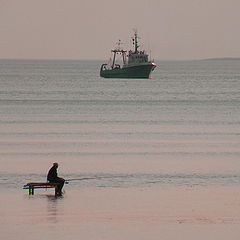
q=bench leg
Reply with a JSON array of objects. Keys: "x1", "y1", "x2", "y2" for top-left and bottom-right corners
[{"x1": 29, "y1": 187, "x2": 34, "y2": 195}]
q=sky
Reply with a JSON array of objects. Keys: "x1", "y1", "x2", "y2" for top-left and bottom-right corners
[{"x1": 0, "y1": 0, "x2": 240, "y2": 60}]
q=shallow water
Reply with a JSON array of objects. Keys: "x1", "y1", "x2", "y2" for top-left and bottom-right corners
[
  {"x1": 0, "y1": 59, "x2": 240, "y2": 239},
  {"x1": 1, "y1": 187, "x2": 240, "y2": 240}
]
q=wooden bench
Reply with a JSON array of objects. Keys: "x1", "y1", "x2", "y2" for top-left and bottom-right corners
[{"x1": 23, "y1": 182, "x2": 59, "y2": 196}]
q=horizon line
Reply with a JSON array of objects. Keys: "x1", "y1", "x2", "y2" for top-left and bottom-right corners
[{"x1": 0, "y1": 57, "x2": 240, "y2": 62}]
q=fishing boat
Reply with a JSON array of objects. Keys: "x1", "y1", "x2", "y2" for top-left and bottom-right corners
[{"x1": 100, "y1": 31, "x2": 156, "y2": 78}]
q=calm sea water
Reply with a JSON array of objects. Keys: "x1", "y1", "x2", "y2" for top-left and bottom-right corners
[
  {"x1": 1, "y1": 59, "x2": 240, "y2": 240},
  {"x1": 0, "y1": 59, "x2": 240, "y2": 189}
]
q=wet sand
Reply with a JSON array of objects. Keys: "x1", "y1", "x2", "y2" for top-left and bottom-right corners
[{"x1": 1, "y1": 186, "x2": 240, "y2": 240}]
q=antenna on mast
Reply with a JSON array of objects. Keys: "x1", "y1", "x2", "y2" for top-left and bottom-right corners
[{"x1": 132, "y1": 29, "x2": 139, "y2": 53}]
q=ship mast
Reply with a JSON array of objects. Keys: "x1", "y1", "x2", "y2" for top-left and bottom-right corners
[{"x1": 132, "y1": 30, "x2": 139, "y2": 53}]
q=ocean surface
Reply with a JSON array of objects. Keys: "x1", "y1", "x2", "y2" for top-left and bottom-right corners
[{"x1": 0, "y1": 59, "x2": 240, "y2": 239}]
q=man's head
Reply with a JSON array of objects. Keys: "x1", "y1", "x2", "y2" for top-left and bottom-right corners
[{"x1": 53, "y1": 162, "x2": 59, "y2": 168}]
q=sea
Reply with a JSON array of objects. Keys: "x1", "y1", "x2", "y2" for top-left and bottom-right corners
[{"x1": 0, "y1": 59, "x2": 240, "y2": 240}]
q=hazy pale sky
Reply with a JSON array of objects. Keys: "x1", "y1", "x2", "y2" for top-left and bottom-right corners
[{"x1": 1, "y1": 0, "x2": 239, "y2": 60}]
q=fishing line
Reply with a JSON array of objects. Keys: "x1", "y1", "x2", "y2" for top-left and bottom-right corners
[{"x1": 65, "y1": 175, "x2": 125, "y2": 183}]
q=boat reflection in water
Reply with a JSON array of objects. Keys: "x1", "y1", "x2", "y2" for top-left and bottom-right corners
[{"x1": 100, "y1": 31, "x2": 156, "y2": 79}]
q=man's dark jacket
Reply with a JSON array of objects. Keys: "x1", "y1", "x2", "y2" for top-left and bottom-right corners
[{"x1": 47, "y1": 166, "x2": 58, "y2": 182}]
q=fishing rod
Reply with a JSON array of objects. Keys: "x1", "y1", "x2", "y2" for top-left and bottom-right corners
[
  {"x1": 65, "y1": 175, "x2": 125, "y2": 183},
  {"x1": 65, "y1": 177, "x2": 100, "y2": 182}
]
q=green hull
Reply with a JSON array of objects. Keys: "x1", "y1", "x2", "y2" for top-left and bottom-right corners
[{"x1": 100, "y1": 63, "x2": 156, "y2": 79}]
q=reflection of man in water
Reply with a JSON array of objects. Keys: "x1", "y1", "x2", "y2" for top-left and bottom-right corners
[{"x1": 47, "y1": 163, "x2": 65, "y2": 196}]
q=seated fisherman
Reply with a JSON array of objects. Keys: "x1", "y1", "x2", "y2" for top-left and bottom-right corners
[{"x1": 47, "y1": 163, "x2": 65, "y2": 196}]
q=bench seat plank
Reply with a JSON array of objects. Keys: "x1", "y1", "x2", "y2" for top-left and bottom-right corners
[{"x1": 24, "y1": 182, "x2": 57, "y2": 187}]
